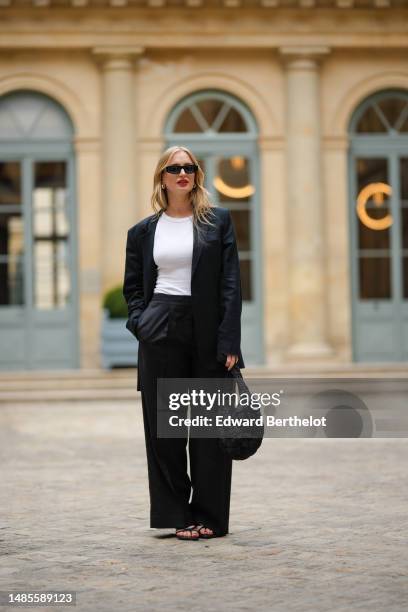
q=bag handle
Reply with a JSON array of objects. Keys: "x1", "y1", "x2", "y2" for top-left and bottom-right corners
[{"x1": 228, "y1": 364, "x2": 250, "y2": 397}]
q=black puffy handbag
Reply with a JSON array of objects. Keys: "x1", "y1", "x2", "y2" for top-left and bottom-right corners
[{"x1": 217, "y1": 365, "x2": 264, "y2": 460}]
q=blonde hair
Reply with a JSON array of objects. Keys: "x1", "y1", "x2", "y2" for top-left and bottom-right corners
[{"x1": 151, "y1": 145, "x2": 216, "y2": 230}]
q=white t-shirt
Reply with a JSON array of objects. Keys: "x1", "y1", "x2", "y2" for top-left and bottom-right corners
[{"x1": 153, "y1": 211, "x2": 194, "y2": 296}]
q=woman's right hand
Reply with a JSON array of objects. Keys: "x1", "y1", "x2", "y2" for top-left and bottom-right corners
[{"x1": 225, "y1": 354, "x2": 238, "y2": 371}]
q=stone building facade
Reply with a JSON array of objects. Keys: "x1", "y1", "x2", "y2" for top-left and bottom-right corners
[{"x1": 0, "y1": 1, "x2": 407, "y2": 369}]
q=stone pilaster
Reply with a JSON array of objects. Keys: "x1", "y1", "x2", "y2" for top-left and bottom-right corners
[
  {"x1": 93, "y1": 46, "x2": 144, "y2": 292},
  {"x1": 279, "y1": 46, "x2": 333, "y2": 359}
]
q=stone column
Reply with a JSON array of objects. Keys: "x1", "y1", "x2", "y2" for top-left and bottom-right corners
[
  {"x1": 74, "y1": 136, "x2": 102, "y2": 368},
  {"x1": 93, "y1": 46, "x2": 144, "y2": 292},
  {"x1": 279, "y1": 46, "x2": 333, "y2": 360}
]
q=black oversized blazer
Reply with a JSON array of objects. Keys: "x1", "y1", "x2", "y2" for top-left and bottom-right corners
[{"x1": 123, "y1": 205, "x2": 245, "y2": 391}]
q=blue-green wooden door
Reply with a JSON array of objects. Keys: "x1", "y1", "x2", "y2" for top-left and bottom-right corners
[
  {"x1": 0, "y1": 91, "x2": 79, "y2": 369},
  {"x1": 165, "y1": 90, "x2": 264, "y2": 365},
  {"x1": 349, "y1": 90, "x2": 408, "y2": 361}
]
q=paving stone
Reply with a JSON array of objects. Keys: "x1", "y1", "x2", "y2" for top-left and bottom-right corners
[{"x1": 0, "y1": 400, "x2": 407, "y2": 612}]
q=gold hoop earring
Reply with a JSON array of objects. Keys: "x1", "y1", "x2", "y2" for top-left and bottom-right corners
[{"x1": 161, "y1": 184, "x2": 166, "y2": 190}]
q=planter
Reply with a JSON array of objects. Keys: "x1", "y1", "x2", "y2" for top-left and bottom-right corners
[{"x1": 101, "y1": 309, "x2": 138, "y2": 368}]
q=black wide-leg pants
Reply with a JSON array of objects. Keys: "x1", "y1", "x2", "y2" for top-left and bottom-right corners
[{"x1": 137, "y1": 292, "x2": 233, "y2": 536}]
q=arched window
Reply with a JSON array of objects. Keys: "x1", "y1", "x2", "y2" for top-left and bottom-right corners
[
  {"x1": 0, "y1": 90, "x2": 78, "y2": 369},
  {"x1": 348, "y1": 89, "x2": 408, "y2": 362},
  {"x1": 0, "y1": 90, "x2": 74, "y2": 141},
  {"x1": 165, "y1": 89, "x2": 263, "y2": 364},
  {"x1": 166, "y1": 93, "x2": 256, "y2": 135},
  {"x1": 350, "y1": 91, "x2": 408, "y2": 135}
]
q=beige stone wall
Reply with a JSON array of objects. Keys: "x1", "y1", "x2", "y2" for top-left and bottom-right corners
[
  {"x1": 0, "y1": 51, "x2": 103, "y2": 368},
  {"x1": 1, "y1": 16, "x2": 407, "y2": 368},
  {"x1": 321, "y1": 50, "x2": 408, "y2": 359}
]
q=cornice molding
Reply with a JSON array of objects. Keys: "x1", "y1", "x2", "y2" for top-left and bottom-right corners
[
  {"x1": 92, "y1": 45, "x2": 144, "y2": 59},
  {"x1": 279, "y1": 45, "x2": 331, "y2": 67},
  {"x1": 0, "y1": 0, "x2": 406, "y2": 7},
  {"x1": 1, "y1": 6, "x2": 408, "y2": 50}
]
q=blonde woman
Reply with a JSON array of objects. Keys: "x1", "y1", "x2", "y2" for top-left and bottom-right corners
[{"x1": 123, "y1": 145, "x2": 244, "y2": 540}]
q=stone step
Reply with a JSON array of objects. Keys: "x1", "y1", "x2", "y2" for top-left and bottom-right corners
[
  {"x1": 0, "y1": 373, "x2": 138, "y2": 391},
  {"x1": 0, "y1": 364, "x2": 406, "y2": 403},
  {"x1": 0, "y1": 387, "x2": 140, "y2": 403}
]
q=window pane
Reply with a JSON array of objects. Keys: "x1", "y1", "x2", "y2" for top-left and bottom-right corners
[
  {"x1": 173, "y1": 99, "x2": 248, "y2": 134},
  {"x1": 240, "y1": 259, "x2": 252, "y2": 301},
  {"x1": 358, "y1": 216, "x2": 390, "y2": 250},
  {"x1": 400, "y1": 157, "x2": 408, "y2": 202},
  {"x1": 174, "y1": 108, "x2": 202, "y2": 133},
  {"x1": 0, "y1": 162, "x2": 21, "y2": 206},
  {"x1": 34, "y1": 241, "x2": 70, "y2": 310},
  {"x1": 400, "y1": 158, "x2": 408, "y2": 251},
  {"x1": 359, "y1": 257, "x2": 391, "y2": 299},
  {"x1": 231, "y1": 209, "x2": 250, "y2": 251},
  {"x1": 33, "y1": 162, "x2": 70, "y2": 309},
  {"x1": 0, "y1": 211, "x2": 24, "y2": 305},
  {"x1": 356, "y1": 106, "x2": 387, "y2": 133},
  {"x1": 0, "y1": 259, "x2": 24, "y2": 305},
  {"x1": 195, "y1": 99, "x2": 223, "y2": 129},
  {"x1": 400, "y1": 209, "x2": 408, "y2": 251},
  {"x1": 357, "y1": 196, "x2": 391, "y2": 249},
  {"x1": 218, "y1": 107, "x2": 247, "y2": 133},
  {"x1": 35, "y1": 161, "x2": 66, "y2": 189},
  {"x1": 400, "y1": 116, "x2": 408, "y2": 133},
  {"x1": 0, "y1": 213, "x2": 23, "y2": 257},
  {"x1": 377, "y1": 97, "x2": 407, "y2": 129},
  {"x1": 213, "y1": 156, "x2": 254, "y2": 204},
  {"x1": 356, "y1": 158, "x2": 391, "y2": 249},
  {"x1": 357, "y1": 158, "x2": 388, "y2": 192},
  {"x1": 402, "y1": 257, "x2": 408, "y2": 299},
  {"x1": 33, "y1": 187, "x2": 68, "y2": 238}
]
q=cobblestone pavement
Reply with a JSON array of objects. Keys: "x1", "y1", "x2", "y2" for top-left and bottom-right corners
[{"x1": 1, "y1": 399, "x2": 407, "y2": 612}]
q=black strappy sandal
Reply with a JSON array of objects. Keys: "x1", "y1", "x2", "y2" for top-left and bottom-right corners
[
  {"x1": 175, "y1": 525, "x2": 200, "y2": 541},
  {"x1": 194, "y1": 524, "x2": 216, "y2": 539}
]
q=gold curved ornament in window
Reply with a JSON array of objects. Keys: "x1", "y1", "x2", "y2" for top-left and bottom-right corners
[
  {"x1": 356, "y1": 182, "x2": 393, "y2": 230},
  {"x1": 213, "y1": 176, "x2": 255, "y2": 199}
]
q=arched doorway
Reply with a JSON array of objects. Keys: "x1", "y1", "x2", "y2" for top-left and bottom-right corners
[
  {"x1": 165, "y1": 89, "x2": 264, "y2": 364},
  {"x1": 348, "y1": 89, "x2": 408, "y2": 361},
  {"x1": 0, "y1": 90, "x2": 78, "y2": 369}
]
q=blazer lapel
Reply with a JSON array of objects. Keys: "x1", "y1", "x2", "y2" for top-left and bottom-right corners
[
  {"x1": 141, "y1": 213, "x2": 160, "y2": 302},
  {"x1": 191, "y1": 221, "x2": 205, "y2": 281}
]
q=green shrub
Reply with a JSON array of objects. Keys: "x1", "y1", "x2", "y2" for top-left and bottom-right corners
[{"x1": 103, "y1": 286, "x2": 128, "y2": 319}]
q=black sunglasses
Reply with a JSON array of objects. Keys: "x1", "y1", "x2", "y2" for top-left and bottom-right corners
[{"x1": 164, "y1": 164, "x2": 198, "y2": 175}]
